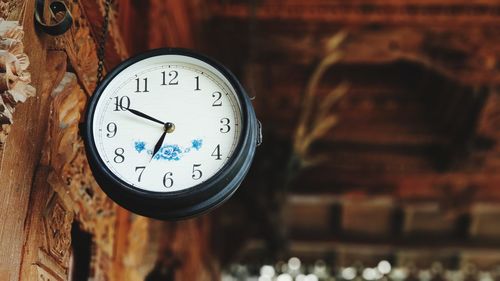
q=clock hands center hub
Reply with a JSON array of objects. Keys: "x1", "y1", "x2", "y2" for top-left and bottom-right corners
[{"x1": 164, "y1": 122, "x2": 175, "y2": 133}]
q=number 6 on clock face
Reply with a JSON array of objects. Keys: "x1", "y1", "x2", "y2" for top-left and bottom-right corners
[{"x1": 83, "y1": 48, "x2": 260, "y2": 220}]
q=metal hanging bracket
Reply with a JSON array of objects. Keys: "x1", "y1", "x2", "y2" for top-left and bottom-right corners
[{"x1": 34, "y1": 0, "x2": 73, "y2": 36}]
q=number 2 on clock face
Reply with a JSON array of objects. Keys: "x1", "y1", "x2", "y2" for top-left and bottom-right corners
[{"x1": 92, "y1": 57, "x2": 242, "y2": 193}]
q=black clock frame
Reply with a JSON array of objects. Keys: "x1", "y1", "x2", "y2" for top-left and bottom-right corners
[{"x1": 83, "y1": 48, "x2": 258, "y2": 220}]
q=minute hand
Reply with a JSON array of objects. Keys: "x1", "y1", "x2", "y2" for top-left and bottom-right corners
[{"x1": 126, "y1": 108, "x2": 165, "y2": 125}]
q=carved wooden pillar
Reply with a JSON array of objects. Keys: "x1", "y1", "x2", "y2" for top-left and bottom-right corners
[
  {"x1": 17, "y1": 51, "x2": 67, "y2": 281},
  {"x1": 16, "y1": 0, "x2": 123, "y2": 278},
  {"x1": 0, "y1": 1, "x2": 48, "y2": 279},
  {"x1": 0, "y1": 0, "x2": 123, "y2": 280}
]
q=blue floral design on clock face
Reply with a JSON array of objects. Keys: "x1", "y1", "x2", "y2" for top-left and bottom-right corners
[
  {"x1": 192, "y1": 139, "x2": 203, "y2": 150},
  {"x1": 134, "y1": 141, "x2": 146, "y2": 153},
  {"x1": 155, "y1": 144, "x2": 182, "y2": 161},
  {"x1": 134, "y1": 139, "x2": 203, "y2": 161}
]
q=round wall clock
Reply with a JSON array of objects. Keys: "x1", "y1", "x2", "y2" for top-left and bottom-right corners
[{"x1": 83, "y1": 48, "x2": 260, "y2": 220}]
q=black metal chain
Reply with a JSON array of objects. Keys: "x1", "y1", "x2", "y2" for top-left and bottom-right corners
[{"x1": 97, "y1": 0, "x2": 112, "y2": 84}]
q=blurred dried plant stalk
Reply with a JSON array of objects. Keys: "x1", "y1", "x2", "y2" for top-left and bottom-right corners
[
  {"x1": 263, "y1": 32, "x2": 350, "y2": 257},
  {"x1": 293, "y1": 31, "x2": 349, "y2": 168},
  {"x1": 0, "y1": 18, "x2": 35, "y2": 143}
]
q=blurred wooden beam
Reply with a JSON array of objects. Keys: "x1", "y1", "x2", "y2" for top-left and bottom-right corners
[
  {"x1": 206, "y1": 21, "x2": 500, "y2": 85},
  {"x1": 208, "y1": 1, "x2": 500, "y2": 25}
]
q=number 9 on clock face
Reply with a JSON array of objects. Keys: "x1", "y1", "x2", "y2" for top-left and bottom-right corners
[{"x1": 84, "y1": 48, "x2": 259, "y2": 219}]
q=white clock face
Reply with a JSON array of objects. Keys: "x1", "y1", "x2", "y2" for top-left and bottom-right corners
[{"x1": 91, "y1": 55, "x2": 242, "y2": 192}]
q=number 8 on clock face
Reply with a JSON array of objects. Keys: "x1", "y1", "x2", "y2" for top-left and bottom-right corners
[{"x1": 84, "y1": 48, "x2": 260, "y2": 219}]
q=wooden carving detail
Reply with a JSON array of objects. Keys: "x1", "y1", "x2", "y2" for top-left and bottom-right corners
[
  {"x1": 35, "y1": 249, "x2": 69, "y2": 280},
  {"x1": 0, "y1": 18, "x2": 35, "y2": 143},
  {"x1": 36, "y1": 266, "x2": 60, "y2": 281},
  {"x1": 51, "y1": 0, "x2": 131, "y2": 96},
  {"x1": 45, "y1": 72, "x2": 117, "y2": 280},
  {"x1": 43, "y1": 195, "x2": 74, "y2": 265},
  {"x1": 52, "y1": 3, "x2": 99, "y2": 95},
  {"x1": 0, "y1": 2, "x2": 20, "y2": 19}
]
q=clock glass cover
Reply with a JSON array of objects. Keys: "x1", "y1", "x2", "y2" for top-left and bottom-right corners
[{"x1": 91, "y1": 54, "x2": 243, "y2": 192}]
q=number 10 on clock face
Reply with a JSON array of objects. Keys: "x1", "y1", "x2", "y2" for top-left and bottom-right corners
[{"x1": 91, "y1": 55, "x2": 243, "y2": 193}]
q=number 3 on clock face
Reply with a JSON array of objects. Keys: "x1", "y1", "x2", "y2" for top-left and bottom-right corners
[{"x1": 83, "y1": 48, "x2": 260, "y2": 219}]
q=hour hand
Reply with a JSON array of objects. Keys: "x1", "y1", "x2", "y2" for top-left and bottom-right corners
[
  {"x1": 150, "y1": 122, "x2": 175, "y2": 161},
  {"x1": 126, "y1": 108, "x2": 165, "y2": 126},
  {"x1": 151, "y1": 130, "x2": 167, "y2": 161}
]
